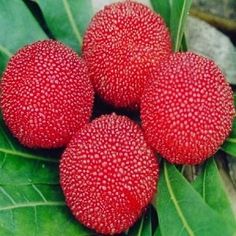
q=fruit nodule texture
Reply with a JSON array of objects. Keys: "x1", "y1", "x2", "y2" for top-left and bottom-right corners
[
  {"x1": 60, "y1": 114, "x2": 159, "y2": 234},
  {"x1": 141, "y1": 52, "x2": 235, "y2": 165},
  {"x1": 0, "y1": 40, "x2": 94, "y2": 148},
  {"x1": 83, "y1": 0, "x2": 171, "y2": 108}
]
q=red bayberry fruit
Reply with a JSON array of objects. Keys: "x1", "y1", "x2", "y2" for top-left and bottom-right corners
[
  {"x1": 60, "y1": 113, "x2": 158, "y2": 234},
  {"x1": 83, "y1": 0, "x2": 171, "y2": 108},
  {"x1": 141, "y1": 52, "x2": 235, "y2": 165},
  {"x1": 1, "y1": 40, "x2": 94, "y2": 148}
]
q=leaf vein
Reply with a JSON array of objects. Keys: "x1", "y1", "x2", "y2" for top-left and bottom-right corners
[
  {"x1": 137, "y1": 216, "x2": 144, "y2": 236},
  {"x1": 0, "y1": 187, "x2": 16, "y2": 204},
  {"x1": 0, "y1": 201, "x2": 65, "y2": 211},
  {"x1": 62, "y1": 0, "x2": 83, "y2": 46},
  {"x1": 225, "y1": 138, "x2": 236, "y2": 144},
  {"x1": 174, "y1": 0, "x2": 188, "y2": 51},
  {"x1": 0, "y1": 148, "x2": 58, "y2": 163},
  {"x1": 0, "y1": 126, "x2": 16, "y2": 151},
  {"x1": 164, "y1": 162, "x2": 195, "y2": 236},
  {"x1": 0, "y1": 44, "x2": 13, "y2": 58},
  {"x1": 32, "y1": 184, "x2": 47, "y2": 202}
]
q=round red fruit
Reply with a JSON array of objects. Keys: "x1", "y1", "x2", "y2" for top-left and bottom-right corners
[
  {"x1": 60, "y1": 114, "x2": 159, "y2": 234},
  {"x1": 141, "y1": 52, "x2": 235, "y2": 164},
  {"x1": 83, "y1": 1, "x2": 171, "y2": 108},
  {"x1": 1, "y1": 40, "x2": 94, "y2": 148}
]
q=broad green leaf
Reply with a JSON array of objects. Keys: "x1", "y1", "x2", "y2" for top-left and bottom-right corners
[
  {"x1": 36, "y1": 0, "x2": 93, "y2": 53},
  {"x1": 0, "y1": 118, "x2": 59, "y2": 185},
  {"x1": 127, "y1": 207, "x2": 152, "y2": 236},
  {"x1": 0, "y1": 0, "x2": 47, "y2": 74},
  {"x1": 222, "y1": 94, "x2": 236, "y2": 157},
  {"x1": 151, "y1": 0, "x2": 190, "y2": 51},
  {"x1": 192, "y1": 158, "x2": 236, "y2": 226},
  {"x1": 170, "y1": 0, "x2": 192, "y2": 51},
  {"x1": 155, "y1": 161, "x2": 236, "y2": 236},
  {"x1": 150, "y1": 0, "x2": 171, "y2": 27},
  {"x1": 154, "y1": 227, "x2": 161, "y2": 236},
  {"x1": 0, "y1": 119, "x2": 92, "y2": 236},
  {"x1": 222, "y1": 133, "x2": 236, "y2": 157}
]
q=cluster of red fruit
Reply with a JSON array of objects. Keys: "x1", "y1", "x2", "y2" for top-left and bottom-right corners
[{"x1": 0, "y1": 1, "x2": 235, "y2": 235}]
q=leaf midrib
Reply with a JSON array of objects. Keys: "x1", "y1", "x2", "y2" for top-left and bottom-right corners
[
  {"x1": 226, "y1": 138, "x2": 236, "y2": 144},
  {"x1": 174, "y1": 0, "x2": 188, "y2": 51},
  {"x1": 0, "y1": 201, "x2": 65, "y2": 211},
  {"x1": 137, "y1": 216, "x2": 145, "y2": 236},
  {"x1": 0, "y1": 148, "x2": 58, "y2": 163},
  {"x1": 0, "y1": 183, "x2": 59, "y2": 186},
  {"x1": 0, "y1": 44, "x2": 12, "y2": 58},
  {"x1": 62, "y1": 0, "x2": 83, "y2": 46},
  {"x1": 164, "y1": 163, "x2": 195, "y2": 236}
]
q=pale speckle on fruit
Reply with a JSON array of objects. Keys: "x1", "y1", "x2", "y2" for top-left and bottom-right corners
[{"x1": 60, "y1": 113, "x2": 159, "y2": 234}]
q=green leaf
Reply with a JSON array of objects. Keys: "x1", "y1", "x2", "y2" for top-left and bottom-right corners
[
  {"x1": 192, "y1": 158, "x2": 236, "y2": 226},
  {"x1": 155, "y1": 161, "x2": 236, "y2": 236},
  {"x1": 151, "y1": 0, "x2": 191, "y2": 51},
  {"x1": 222, "y1": 94, "x2": 236, "y2": 157},
  {"x1": 36, "y1": 0, "x2": 93, "y2": 53},
  {"x1": 0, "y1": 119, "x2": 92, "y2": 236},
  {"x1": 222, "y1": 131, "x2": 236, "y2": 157},
  {"x1": 127, "y1": 206, "x2": 152, "y2": 236},
  {"x1": 0, "y1": 0, "x2": 47, "y2": 74},
  {"x1": 180, "y1": 34, "x2": 188, "y2": 52},
  {"x1": 170, "y1": 0, "x2": 192, "y2": 51},
  {"x1": 150, "y1": 0, "x2": 171, "y2": 27},
  {"x1": 154, "y1": 227, "x2": 161, "y2": 236}
]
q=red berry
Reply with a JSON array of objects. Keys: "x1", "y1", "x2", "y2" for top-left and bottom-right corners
[
  {"x1": 60, "y1": 114, "x2": 158, "y2": 234},
  {"x1": 141, "y1": 52, "x2": 235, "y2": 165},
  {"x1": 1, "y1": 40, "x2": 94, "y2": 148},
  {"x1": 83, "y1": 0, "x2": 171, "y2": 108}
]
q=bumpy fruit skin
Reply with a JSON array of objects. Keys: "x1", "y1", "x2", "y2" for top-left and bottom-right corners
[
  {"x1": 141, "y1": 52, "x2": 235, "y2": 165},
  {"x1": 82, "y1": 0, "x2": 171, "y2": 108},
  {"x1": 60, "y1": 114, "x2": 158, "y2": 234},
  {"x1": 0, "y1": 40, "x2": 94, "y2": 148}
]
